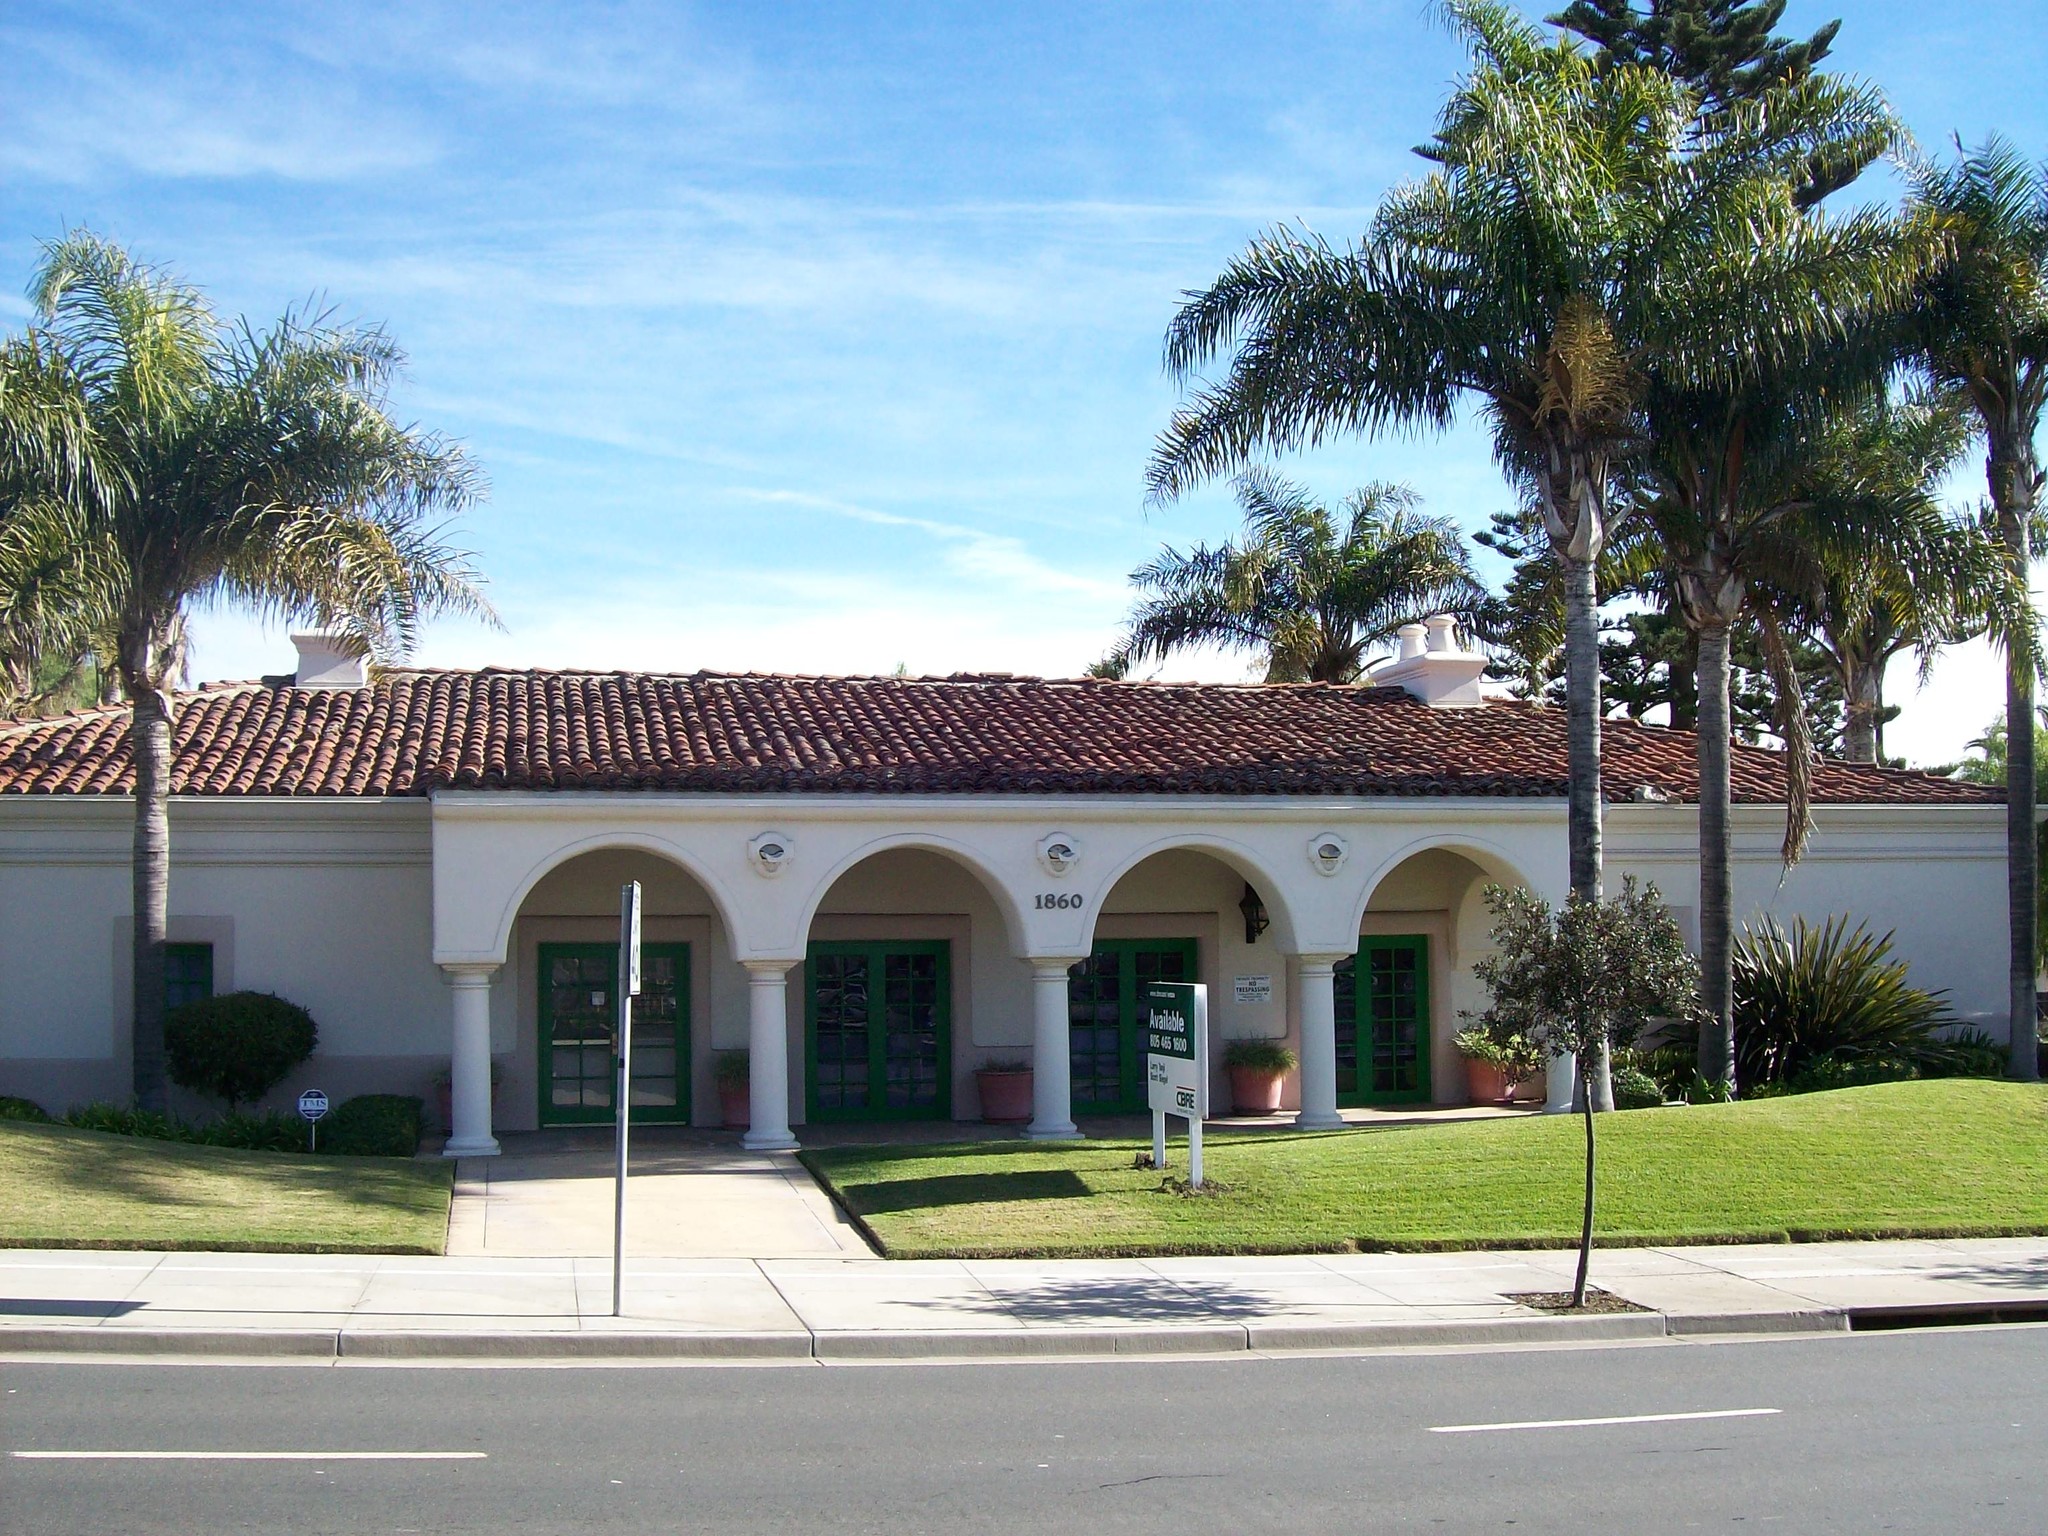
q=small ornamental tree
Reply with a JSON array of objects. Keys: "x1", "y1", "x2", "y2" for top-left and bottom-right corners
[
  {"x1": 1468, "y1": 879, "x2": 1701, "y2": 1305},
  {"x1": 164, "y1": 991, "x2": 317, "y2": 1110}
]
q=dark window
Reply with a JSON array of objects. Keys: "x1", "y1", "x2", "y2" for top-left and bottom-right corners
[{"x1": 164, "y1": 943, "x2": 214, "y2": 1012}]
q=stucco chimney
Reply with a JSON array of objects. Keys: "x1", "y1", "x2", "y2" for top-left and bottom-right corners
[
  {"x1": 1370, "y1": 614, "x2": 1488, "y2": 707},
  {"x1": 291, "y1": 632, "x2": 367, "y2": 690}
]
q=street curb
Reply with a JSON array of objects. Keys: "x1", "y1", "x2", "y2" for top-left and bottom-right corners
[
  {"x1": 0, "y1": 1306, "x2": 1855, "y2": 1363},
  {"x1": 339, "y1": 1329, "x2": 812, "y2": 1360},
  {"x1": 1664, "y1": 1309, "x2": 1850, "y2": 1337}
]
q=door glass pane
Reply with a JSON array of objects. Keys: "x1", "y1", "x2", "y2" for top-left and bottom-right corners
[
  {"x1": 1334, "y1": 956, "x2": 1359, "y2": 1097},
  {"x1": 1369, "y1": 945, "x2": 1424, "y2": 1094},
  {"x1": 884, "y1": 952, "x2": 942, "y2": 1109},
  {"x1": 813, "y1": 953, "x2": 871, "y2": 1111},
  {"x1": 1067, "y1": 951, "x2": 1122, "y2": 1107},
  {"x1": 548, "y1": 952, "x2": 613, "y2": 1109},
  {"x1": 630, "y1": 951, "x2": 681, "y2": 1107}
]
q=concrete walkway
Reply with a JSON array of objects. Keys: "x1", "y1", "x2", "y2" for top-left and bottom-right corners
[
  {"x1": 5, "y1": 1238, "x2": 2048, "y2": 1361},
  {"x1": 444, "y1": 1134, "x2": 871, "y2": 1259}
]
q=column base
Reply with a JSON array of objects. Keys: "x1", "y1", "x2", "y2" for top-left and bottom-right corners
[
  {"x1": 1292, "y1": 1111, "x2": 1345, "y2": 1131},
  {"x1": 442, "y1": 1135, "x2": 501, "y2": 1158},
  {"x1": 742, "y1": 1129, "x2": 800, "y2": 1152},
  {"x1": 1024, "y1": 1120, "x2": 1082, "y2": 1141}
]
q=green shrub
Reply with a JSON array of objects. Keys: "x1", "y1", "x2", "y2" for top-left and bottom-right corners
[
  {"x1": 64, "y1": 1102, "x2": 189, "y2": 1141},
  {"x1": 165, "y1": 991, "x2": 317, "y2": 1109},
  {"x1": 320, "y1": 1094, "x2": 423, "y2": 1157},
  {"x1": 1919, "y1": 1028, "x2": 2009, "y2": 1080},
  {"x1": 0, "y1": 1095, "x2": 51, "y2": 1122},
  {"x1": 713, "y1": 1050, "x2": 750, "y2": 1089},
  {"x1": 1610, "y1": 1065, "x2": 1664, "y2": 1109},
  {"x1": 1673, "y1": 915, "x2": 1958, "y2": 1089},
  {"x1": 192, "y1": 1110, "x2": 306, "y2": 1152},
  {"x1": 1632, "y1": 1042, "x2": 1698, "y2": 1101},
  {"x1": 1784, "y1": 1056, "x2": 1919, "y2": 1094},
  {"x1": 1222, "y1": 1039, "x2": 1298, "y2": 1073},
  {"x1": 1452, "y1": 1024, "x2": 1545, "y2": 1082}
]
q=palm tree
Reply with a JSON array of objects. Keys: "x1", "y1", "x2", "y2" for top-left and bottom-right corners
[
  {"x1": 1146, "y1": 0, "x2": 1900, "y2": 917},
  {"x1": 1763, "y1": 389, "x2": 2000, "y2": 764},
  {"x1": 0, "y1": 232, "x2": 488, "y2": 1111},
  {"x1": 1112, "y1": 469, "x2": 1481, "y2": 684},
  {"x1": 1905, "y1": 138, "x2": 2048, "y2": 1082}
]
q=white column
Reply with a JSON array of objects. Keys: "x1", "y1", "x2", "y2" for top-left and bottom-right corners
[
  {"x1": 1026, "y1": 959, "x2": 1082, "y2": 1141},
  {"x1": 1544, "y1": 1050, "x2": 1578, "y2": 1114},
  {"x1": 743, "y1": 961, "x2": 799, "y2": 1151},
  {"x1": 442, "y1": 964, "x2": 500, "y2": 1158},
  {"x1": 1294, "y1": 955, "x2": 1347, "y2": 1130}
]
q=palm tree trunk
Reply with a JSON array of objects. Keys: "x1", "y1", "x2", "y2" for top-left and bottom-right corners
[
  {"x1": 1842, "y1": 657, "x2": 1881, "y2": 765},
  {"x1": 1995, "y1": 437, "x2": 2041, "y2": 1082},
  {"x1": 1696, "y1": 624, "x2": 1736, "y2": 1092},
  {"x1": 1562, "y1": 549, "x2": 1613, "y2": 1112},
  {"x1": 129, "y1": 681, "x2": 172, "y2": 1112}
]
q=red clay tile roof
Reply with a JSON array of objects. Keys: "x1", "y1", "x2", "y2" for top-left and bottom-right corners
[{"x1": 0, "y1": 669, "x2": 1999, "y2": 804}]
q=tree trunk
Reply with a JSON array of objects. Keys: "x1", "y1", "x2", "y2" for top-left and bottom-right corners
[
  {"x1": 1842, "y1": 657, "x2": 1881, "y2": 765},
  {"x1": 129, "y1": 681, "x2": 172, "y2": 1112},
  {"x1": 1670, "y1": 629, "x2": 1699, "y2": 732},
  {"x1": 1696, "y1": 624, "x2": 1737, "y2": 1093},
  {"x1": 1573, "y1": 1086, "x2": 1595, "y2": 1308},
  {"x1": 1561, "y1": 550, "x2": 1613, "y2": 1112},
  {"x1": 1994, "y1": 435, "x2": 2041, "y2": 1083}
]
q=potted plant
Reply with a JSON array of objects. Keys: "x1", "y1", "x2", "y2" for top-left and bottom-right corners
[
  {"x1": 714, "y1": 1050, "x2": 750, "y2": 1130},
  {"x1": 1223, "y1": 1038, "x2": 1296, "y2": 1114},
  {"x1": 975, "y1": 1058, "x2": 1034, "y2": 1123},
  {"x1": 1452, "y1": 1024, "x2": 1544, "y2": 1106},
  {"x1": 432, "y1": 1058, "x2": 504, "y2": 1135}
]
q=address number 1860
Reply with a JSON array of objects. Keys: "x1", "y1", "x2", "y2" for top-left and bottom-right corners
[{"x1": 1035, "y1": 893, "x2": 1084, "y2": 910}]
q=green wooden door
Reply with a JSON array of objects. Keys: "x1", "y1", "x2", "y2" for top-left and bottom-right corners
[
  {"x1": 538, "y1": 942, "x2": 691, "y2": 1126},
  {"x1": 1067, "y1": 938, "x2": 1198, "y2": 1114},
  {"x1": 805, "y1": 941, "x2": 951, "y2": 1122},
  {"x1": 1335, "y1": 935, "x2": 1431, "y2": 1106}
]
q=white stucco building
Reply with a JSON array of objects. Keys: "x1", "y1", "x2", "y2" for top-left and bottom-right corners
[{"x1": 0, "y1": 628, "x2": 2006, "y2": 1155}]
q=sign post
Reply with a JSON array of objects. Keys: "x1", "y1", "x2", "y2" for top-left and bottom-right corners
[
  {"x1": 297, "y1": 1088, "x2": 329, "y2": 1154},
  {"x1": 612, "y1": 881, "x2": 642, "y2": 1319},
  {"x1": 1143, "y1": 982, "x2": 1208, "y2": 1188}
]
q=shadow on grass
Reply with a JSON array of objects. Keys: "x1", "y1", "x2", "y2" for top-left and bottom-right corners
[{"x1": 838, "y1": 1168, "x2": 1093, "y2": 1216}]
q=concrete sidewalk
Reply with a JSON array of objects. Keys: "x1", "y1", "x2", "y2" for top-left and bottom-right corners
[{"x1": 5, "y1": 1237, "x2": 2047, "y2": 1362}]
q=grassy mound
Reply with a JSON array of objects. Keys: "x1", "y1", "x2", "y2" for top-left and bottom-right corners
[
  {"x1": 802, "y1": 1080, "x2": 2048, "y2": 1258},
  {"x1": 0, "y1": 1118, "x2": 452, "y2": 1253}
]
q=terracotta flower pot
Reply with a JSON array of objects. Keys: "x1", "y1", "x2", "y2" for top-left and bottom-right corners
[
  {"x1": 1227, "y1": 1064, "x2": 1285, "y2": 1115},
  {"x1": 718, "y1": 1082, "x2": 751, "y2": 1131},
  {"x1": 1464, "y1": 1057, "x2": 1515, "y2": 1106},
  {"x1": 977, "y1": 1068, "x2": 1034, "y2": 1123}
]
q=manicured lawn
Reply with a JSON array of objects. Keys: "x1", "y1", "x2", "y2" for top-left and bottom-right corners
[
  {"x1": 802, "y1": 1080, "x2": 2048, "y2": 1258},
  {"x1": 0, "y1": 1119, "x2": 453, "y2": 1253}
]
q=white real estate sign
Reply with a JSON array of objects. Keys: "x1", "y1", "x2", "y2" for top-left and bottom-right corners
[{"x1": 1144, "y1": 981, "x2": 1208, "y2": 1187}]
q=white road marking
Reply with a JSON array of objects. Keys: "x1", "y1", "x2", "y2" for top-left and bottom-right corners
[
  {"x1": 12, "y1": 1450, "x2": 487, "y2": 1461},
  {"x1": 1429, "y1": 1408, "x2": 1781, "y2": 1435}
]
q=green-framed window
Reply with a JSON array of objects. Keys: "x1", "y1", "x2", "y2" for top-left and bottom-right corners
[
  {"x1": 805, "y1": 940, "x2": 951, "y2": 1123},
  {"x1": 537, "y1": 941, "x2": 691, "y2": 1127},
  {"x1": 1335, "y1": 935, "x2": 1431, "y2": 1105},
  {"x1": 1067, "y1": 938, "x2": 1197, "y2": 1114},
  {"x1": 163, "y1": 943, "x2": 214, "y2": 1012}
]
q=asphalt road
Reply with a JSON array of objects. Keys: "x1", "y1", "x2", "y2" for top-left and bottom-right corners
[{"x1": 4, "y1": 1327, "x2": 2045, "y2": 1533}]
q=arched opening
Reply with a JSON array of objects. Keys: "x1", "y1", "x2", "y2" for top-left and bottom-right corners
[
  {"x1": 1075, "y1": 847, "x2": 1294, "y2": 1119},
  {"x1": 507, "y1": 846, "x2": 738, "y2": 1133},
  {"x1": 795, "y1": 846, "x2": 1031, "y2": 1127},
  {"x1": 1349, "y1": 845, "x2": 1535, "y2": 1108}
]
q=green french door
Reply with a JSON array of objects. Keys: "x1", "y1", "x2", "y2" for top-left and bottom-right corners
[
  {"x1": 805, "y1": 941, "x2": 952, "y2": 1122},
  {"x1": 1067, "y1": 938, "x2": 1198, "y2": 1114},
  {"x1": 538, "y1": 942, "x2": 691, "y2": 1126},
  {"x1": 1335, "y1": 935, "x2": 1431, "y2": 1106}
]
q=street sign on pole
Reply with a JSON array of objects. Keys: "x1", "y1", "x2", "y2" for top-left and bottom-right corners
[
  {"x1": 297, "y1": 1088, "x2": 329, "y2": 1154},
  {"x1": 1143, "y1": 981, "x2": 1208, "y2": 1188},
  {"x1": 613, "y1": 880, "x2": 642, "y2": 1319}
]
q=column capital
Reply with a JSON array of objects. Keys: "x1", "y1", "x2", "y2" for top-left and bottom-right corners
[
  {"x1": 440, "y1": 961, "x2": 499, "y2": 985},
  {"x1": 743, "y1": 958, "x2": 800, "y2": 980},
  {"x1": 1289, "y1": 952, "x2": 1353, "y2": 971},
  {"x1": 1028, "y1": 955, "x2": 1089, "y2": 976}
]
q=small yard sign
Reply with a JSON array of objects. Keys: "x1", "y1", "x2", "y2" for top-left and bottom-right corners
[
  {"x1": 297, "y1": 1088, "x2": 329, "y2": 1152},
  {"x1": 1143, "y1": 981, "x2": 1208, "y2": 1187}
]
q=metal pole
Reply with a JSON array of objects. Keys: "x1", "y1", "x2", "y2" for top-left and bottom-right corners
[
  {"x1": 1152, "y1": 1108, "x2": 1166, "y2": 1171},
  {"x1": 613, "y1": 881, "x2": 642, "y2": 1319},
  {"x1": 1187, "y1": 1111, "x2": 1203, "y2": 1190}
]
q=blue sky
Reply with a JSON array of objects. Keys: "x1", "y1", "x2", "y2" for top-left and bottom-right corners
[{"x1": 5, "y1": 1, "x2": 2044, "y2": 765}]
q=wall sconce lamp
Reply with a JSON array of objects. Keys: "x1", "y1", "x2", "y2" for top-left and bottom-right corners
[{"x1": 1239, "y1": 883, "x2": 1270, "y2": 945}]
